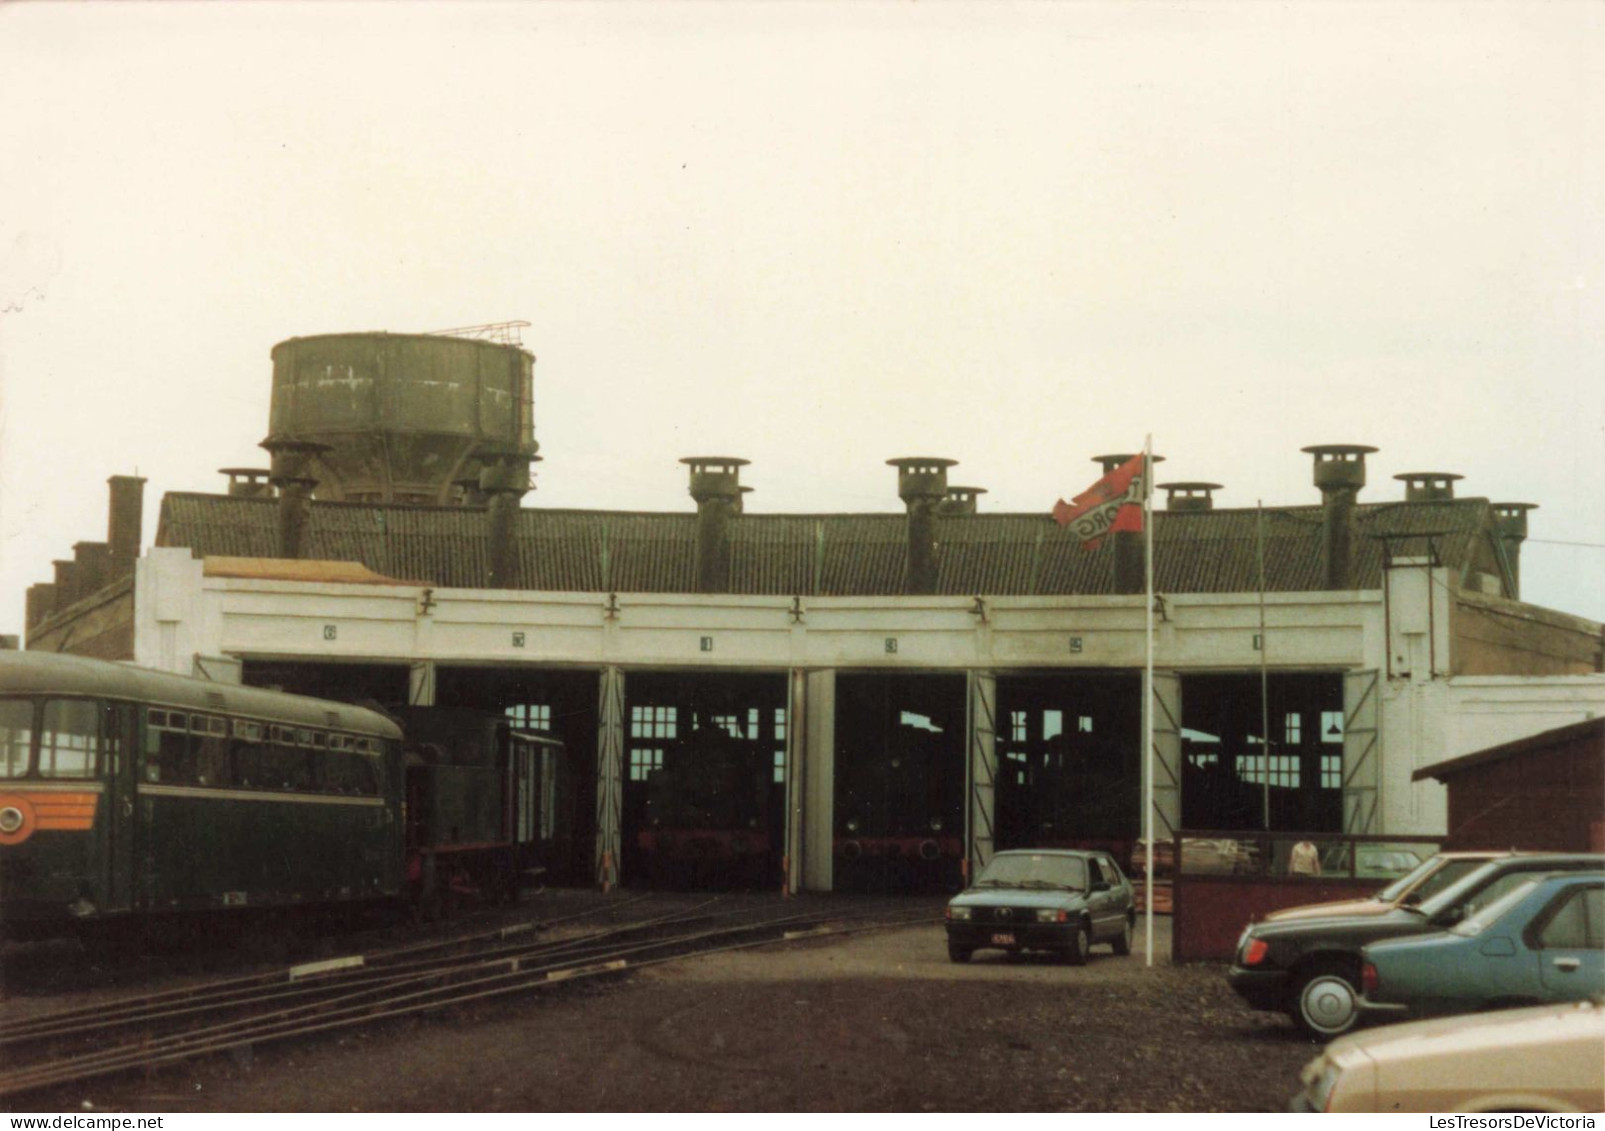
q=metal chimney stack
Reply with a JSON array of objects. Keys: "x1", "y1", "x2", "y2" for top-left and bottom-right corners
[
  {"x1": 939, "y1": 486, "x2": 986, "y2": 517},
  {"x1": 1394, "y1": 472, "x2": 1461, "y2": 502},
  {"x1": 1092, "y1": 453, "x2": 1162, "y2": 594},
  {"x1": 1492, "y1": 502, "x2": 1538, "y2": 600},
  {"x1": 262, "y1": 439, "x2": 331, "y2": 560},
  {"x1": 1303, "y1": 444, "x2": 1377, "y2": 591},
  {"x1": 1161, "y1": 482, "x2": 1221, "y2": 512},
  {"x1": 479, "y1": 446, "x2": 536, "y2": 589},
  {"x1": 888, "y1": 457, "x2": 957, "y2": 595},
  {"x1": 682, "y1": 457, "x2": 749, "y2": 594}
]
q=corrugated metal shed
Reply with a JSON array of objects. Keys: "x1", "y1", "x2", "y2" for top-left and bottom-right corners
[{"x1": 157, "y1": 492, "x2": 1504, "y2": 597}]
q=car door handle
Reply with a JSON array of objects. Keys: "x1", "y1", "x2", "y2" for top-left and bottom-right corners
[{"x1": 1552, "y1": 957, "x2": 1582, "y2": 972}]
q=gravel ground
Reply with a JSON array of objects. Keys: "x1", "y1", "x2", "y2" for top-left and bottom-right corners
[{"x1": 3, "y1": 893, "x2": 1323, "y2": 1113}]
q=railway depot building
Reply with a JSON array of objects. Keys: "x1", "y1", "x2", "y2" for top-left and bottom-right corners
[{"x1": 20, "y1": 329, "x2": 1605, "y2": 893}]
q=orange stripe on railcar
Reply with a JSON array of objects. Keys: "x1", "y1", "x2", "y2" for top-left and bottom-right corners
[{"x1": 0, "y1": 791, "x2": 99, "y2": 843}]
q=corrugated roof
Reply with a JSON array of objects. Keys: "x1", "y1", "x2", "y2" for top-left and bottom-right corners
[{"x1": 157, "y1": 492, "x2": 1506, "y2": 597}]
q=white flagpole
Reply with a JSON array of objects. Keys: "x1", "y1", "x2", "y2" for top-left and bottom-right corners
[{"x1": 1142, "y1": 433, "x2": 1156, "y2": 967}]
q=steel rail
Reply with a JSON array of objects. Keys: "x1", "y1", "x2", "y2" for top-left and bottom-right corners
[{"x1": 0, "y1": 903, "x2": 934, "y2": 1098}]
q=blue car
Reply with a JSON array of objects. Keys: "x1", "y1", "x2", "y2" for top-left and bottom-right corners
[{"x1": 1359, "y1": 872, "x2": 1605, "y2": 1024}]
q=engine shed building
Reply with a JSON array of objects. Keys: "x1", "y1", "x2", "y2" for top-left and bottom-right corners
[{"x1": 20, "y1": 328, "x2": 1605, "y2": 893}]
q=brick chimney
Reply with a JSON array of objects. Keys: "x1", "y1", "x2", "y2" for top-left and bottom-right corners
[
  {"x1": 1394, "y1": 472, "x2": 1461, "y2": 502},
  {"x1": 888, "y1": 457, "x2": 956, "y2": 595},
  {"x1": 682, "y1": 457, "x2": 749, "y2": 594},
  {"x1": 1492, "y1": 502, "x2": 1537, "y2": 600},
  {"x1": 107, "y1": 475, "x2": 147, "y2": 581},
  {"x1": 1303, "y1": 444, "x2": 1377, "y2": 591},
  {"x1": 72, "y1": 541, "x2": 111, "y2": 598},
  {"x1": 52, "y1": 559, "x2": 78, "y2": 609},
  {"x1": 262, "y1": 439, "x2": 330, "y2": 560},
  {"x1": 25, "y1": 583, "x2": 57, "y2": 631},
  {"x1": 1092, "y1": 453, "x2": 1162, "y2": 594},
  {"x1": 1160, "y1": 482, "x2": 1221, "y2": 512}
]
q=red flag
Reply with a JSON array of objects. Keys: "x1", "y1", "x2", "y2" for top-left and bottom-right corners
[{"x1": 1052, "y1": 453, "x2": 1146, "y2": 549}]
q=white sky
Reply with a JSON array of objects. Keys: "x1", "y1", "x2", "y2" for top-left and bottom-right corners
[{"x1": 1, "y1": 1, "x2": 1602, "y2": 632}]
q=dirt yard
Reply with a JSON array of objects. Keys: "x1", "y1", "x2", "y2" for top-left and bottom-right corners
[{"x1": 4, "y1": 893, "x2": 1325, "y2": 1113}]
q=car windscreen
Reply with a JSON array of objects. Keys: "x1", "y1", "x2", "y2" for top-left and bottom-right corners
[
  {"x1": 1450, "y1": 877, "x2": 1541, "y2": 937},
  {"x1": 1377, "y1": 854, "x2": 1447, "y2": 901},
  {"x1": 1418, "y1": 861, "x2": 1589, "y2": 920},
  {"x1": 974, "y1": 853, "x2": 1087, "y2": 891}
]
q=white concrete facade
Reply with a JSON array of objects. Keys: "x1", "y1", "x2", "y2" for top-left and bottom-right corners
[{"x1": 132, "y1": 547, "x2": 1605, "y2": 886}]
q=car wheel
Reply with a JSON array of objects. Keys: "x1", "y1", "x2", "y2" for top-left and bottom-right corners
[
  {"x1": 947, "y1": 942, "x2": 973, "y2": 964},
  {"x1": 1066, "y1": 922, "x2": 1090, "y2": 966},
  {"x1": 1291, "y1": 966, "x2": 1362, "y2": 1038},
  {"x1": 1111, "y1": 916, "x2": 1133, "y2": 956}
]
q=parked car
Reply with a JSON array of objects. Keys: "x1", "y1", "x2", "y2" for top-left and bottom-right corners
[
  {"x1": 944, "y1": 848, "x2": 1134, "y2": 965},
  {"x1": 1292, "y1": 997, "x2": 1605, "y2": 1113},
  {"x1": 1258, "y1": 850, "x2": 1513, "y2": 926},
  {"x1": 1228, "y1": 853, "x2": 1604, "y2": 1037},
  {"x1": 1357, "y1": 872, "x2": 1605, "y2": 1023}
]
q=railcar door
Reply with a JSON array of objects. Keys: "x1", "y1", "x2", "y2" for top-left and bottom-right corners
[{"x1": 103, "y1": 701, "x2": 139, "y2": 913}]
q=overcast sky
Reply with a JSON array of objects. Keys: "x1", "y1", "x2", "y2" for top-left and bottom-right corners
[{"x1": 2, "y1": 1, "x2": 1601, "y2": 634}]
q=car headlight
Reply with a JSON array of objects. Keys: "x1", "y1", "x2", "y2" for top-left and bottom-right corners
[
  {"x1": 1035, "y1": 908, "x2": 1070, "y2": 923},
  {"x1": 1299, "y1": 1060, "x2": 1343, "y2": 1113},
  {"x1": 946, "y1": 906, "x2": 972, "y2": 921},
  {"x1": 845, "y1": 818, "x2": 860, "y2": 833},
  {"x1": 929, "y1": 817, "x2": 943, "y2": 832}
]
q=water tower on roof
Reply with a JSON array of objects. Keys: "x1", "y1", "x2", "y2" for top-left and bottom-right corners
[{"x1": 264, "y1": 322, "x2": 537, "y2": 505}]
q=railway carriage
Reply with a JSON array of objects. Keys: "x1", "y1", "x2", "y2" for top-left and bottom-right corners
[{"x1": 0, "y1": 651, "x2": 405, "y2": 942}]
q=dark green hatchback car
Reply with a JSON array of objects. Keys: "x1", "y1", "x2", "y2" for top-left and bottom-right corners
[{"x1": 944, "y1": 848, "x2": 1136, "y2": 965}]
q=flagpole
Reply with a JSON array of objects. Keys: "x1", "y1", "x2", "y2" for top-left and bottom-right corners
[
  {"x1": 1258, "y1": 500, "x2": 1271, "y2": 830},
  {"x1": 1142, "y1": 434, "x2": 1156, "y2": 968}
]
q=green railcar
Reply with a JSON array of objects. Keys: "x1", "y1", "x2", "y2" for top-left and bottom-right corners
[{"x1": 0, "y1": 651, "x2": 404, "y2": 941}]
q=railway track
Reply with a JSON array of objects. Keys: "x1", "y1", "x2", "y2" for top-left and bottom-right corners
[{"x1": 0, "y1": 897, "x2": 937, "y2": 1101}]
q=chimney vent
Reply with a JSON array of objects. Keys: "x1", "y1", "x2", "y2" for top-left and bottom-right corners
[
  {"x1": 1492, "y1": 502, "x2": 1538, "y2": 600},
  {"x1": 1160, "y1": 482, "x2": 1222, "y2": 512},
  {"x1": 1394, "y1": 472, "x2": 1462, "y2": 502},
  {"x1": 1303, "y1": 444, "x2": 1377, "y2": 590},
  {"x1": 681, "y1": 457, "x2": 750, "y2": 593},
  {"x1": 25, "y1": 583, "x2": 58, "y2": 632},
  {"x1": 939, "y1": 486, "x2": 986, "y2": 516},
  {"x1": 888, "y1": 457, "x2": 957, "y2": 594},
  {"x1": 261, "y1": 438, "x2": 332, "y2": 559},
  {"x1": 1092, "y1": 454, "x2": 1162, "y2": 593},
  {"x1": 220, "y1": 468, "x2": 273, "y2": 499},
  {"x1": 478, "y1": 446, "x2": 537, "y2": 588}
]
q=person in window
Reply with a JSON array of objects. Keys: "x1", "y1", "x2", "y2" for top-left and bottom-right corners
[{"x1": 1289, "y1": 839, "x2": 1322, "y2": 876}]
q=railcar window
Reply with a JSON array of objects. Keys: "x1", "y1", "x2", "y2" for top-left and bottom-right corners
[
  {"x1": 321, "y1": 749, "x2": 379, "y2": 796},
  {"x1": 40, "y1": 700, "x2": 100, "y2": 779},
  {"x1": 145, "y1": 708, "x2": 192, "y2": 783},
  {"x1": 262, "y1": 740, "x2": 314, "y2": 792},
  {"x1": 0, "y1": 699, "x2": 33, "y2": 777}
]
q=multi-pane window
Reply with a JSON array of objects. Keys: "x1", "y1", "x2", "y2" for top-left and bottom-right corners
[
  {"x1": 1321, "y1": 711, "x2": 1344, "y2": 744},
  {"x1": 1235, "y1": 753, "x2": 1300, "y2": 788},
  {"x1": 1043, "y1": 710, "x2": 1064, "y2": 741},
  {"x1": 630, "y1": 705, "x2": 677, "y2": 740},
  {"x1": 774, "y1": 708, "x2": 787, "y2": 742},
  {"x1": 1321, "y1": 753, "x2": 1342, "y2": 789},
  {"x1": 712, "y1": 709, "x2": 760, "y2": 739},
  {"x1": 505, "y1": 703, "x2": 552, "y2": 730},
  {"x1": 773, "y1": 749, "x2": 785, "y2": 784},
  {"x1": 1078, "y1": 716, "x2": 1094, "y2": 733},
  {"x1": 629, "y1": 747, "x2": 664, "y2": 781},
  {"x1": 0, "y1": 699, "x2": 33, "y2": 777},
  {"x1": 1010, "y1": 711, "x2": 1028, "y2": 742},
  {"x1": 1284, "y1": 713, "x2": 1302, "y2": 744},
  {"x1": 39, "y1": 700, "x2": 99, "y2": 779}
]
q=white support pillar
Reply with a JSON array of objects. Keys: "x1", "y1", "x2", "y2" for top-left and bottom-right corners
[
  {"x1": 966, "y1": 670, "x2": 998, "y2": 881},
  {"x1": 595, "y1": 666, "x2": 625, "y2": 890},
  {"x1": 801, "y1": 668, "x2": 836, "y2": 892},
  {"x1": 1150, "y1": 672, "x2": 1182, "y2": 842},
  {"x1": 783, "y1": 668, "x2": 807, "y2": 896},
  {"x1": 408, "y1": 661, "x2": 437, "y2": 707}
]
